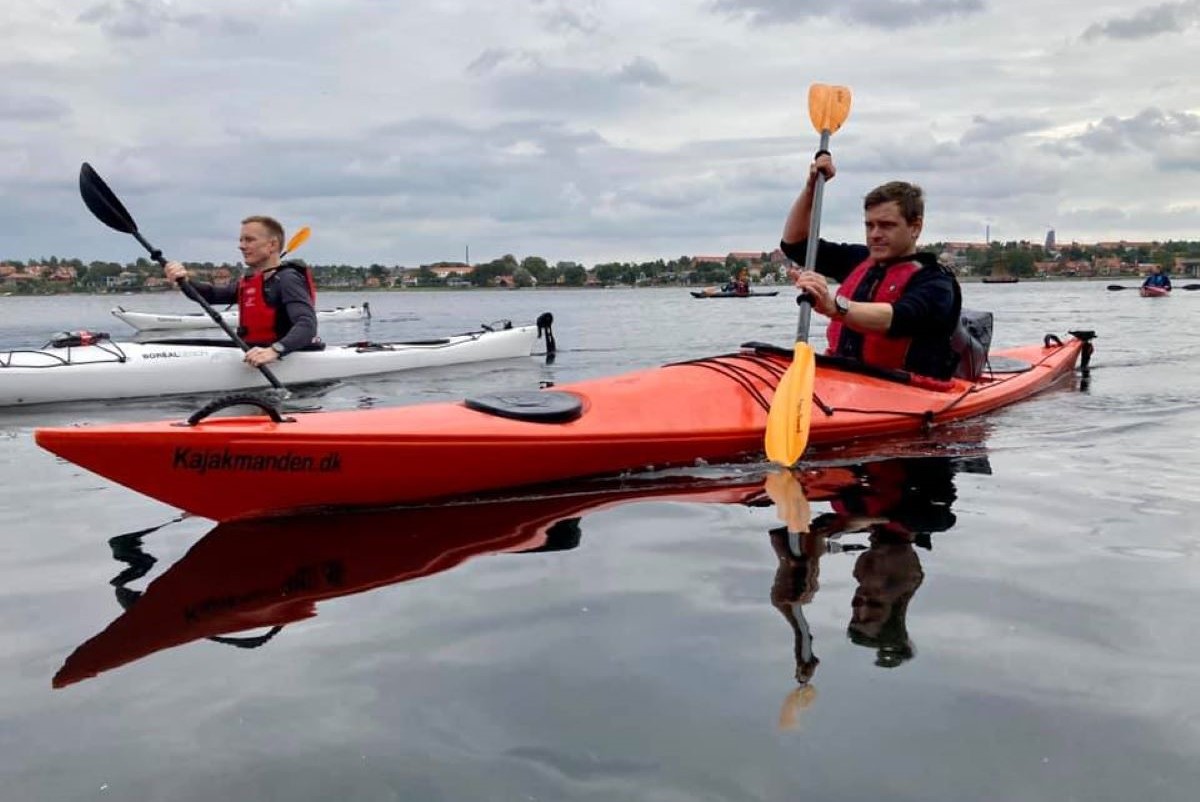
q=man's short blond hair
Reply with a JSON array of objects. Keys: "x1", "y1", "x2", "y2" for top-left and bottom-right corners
[{"x1": 241, "y1": 216, "x2": 285, "y2": 250}]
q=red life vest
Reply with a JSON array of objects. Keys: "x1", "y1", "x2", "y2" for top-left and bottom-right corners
[
  {"x1": 237, "y1": 264, "x2": 317, "y2": 346},
  {"x1": 825, "y1": 257, "x2": 923, "y2": 370}
]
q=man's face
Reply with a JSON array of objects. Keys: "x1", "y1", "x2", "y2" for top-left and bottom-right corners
[
  {"x1": 864, "y1": 201, "x2": 921, "y2": 261},
  {"x1": 239, "y1": 222, "x2": 278, "y2": 269}
]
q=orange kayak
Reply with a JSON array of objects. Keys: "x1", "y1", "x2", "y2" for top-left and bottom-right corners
[{"x1": 36, "y1": 332, "x2": 1093, "y2": 522}]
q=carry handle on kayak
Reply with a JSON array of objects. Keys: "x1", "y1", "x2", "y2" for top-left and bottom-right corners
[
  {"x1": 78, "y1": 162, "x2": 292, "y2": 396},
  {"x1": 182, "y1": 394, "x2": 296, "y2": 427}
]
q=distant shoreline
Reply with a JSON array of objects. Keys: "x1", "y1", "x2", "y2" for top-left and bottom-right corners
[{"x1": 0, "y1": 275, "x2": 1171, "y2": 299}]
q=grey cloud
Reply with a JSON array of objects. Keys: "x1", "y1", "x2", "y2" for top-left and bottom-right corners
[
  {"x1": 534, "y1": 0, "x2": 600, "y2": 34},
  {"x1": 960, "y1": 115, "x2": 1051, "y2": 145},
  {"x1": 78, "y1": 0, "x2": 257, "y2": 40},
  {"x1": 1072, "y1": 108, "x2": 1200, "y2": 162},
  {"x1": 616, "y1": 58, "x2": 670, "y2": 88},
  {"x1": 467, "y1": 48, "x2": 541, "y2": 76},
  {"x1": 0, "y1": 94, "x2": 69, "y2": 123},
  {"x1": 710, "y1": 0, "x2": 985, "y2": 28},
  {"x1": 1082, "y1": 1, "x2": 1200, "y2": 41},
  {"x1": 473, "y1": 58, "x2": 672, "y2": 113}
]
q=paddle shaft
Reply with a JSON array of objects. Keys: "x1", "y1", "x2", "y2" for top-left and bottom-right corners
[{"x1": 793, "y1": 130, "x2": 832, "y2": 344}]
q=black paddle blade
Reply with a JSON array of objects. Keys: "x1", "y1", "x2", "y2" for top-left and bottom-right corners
[
  {"x1": 79, "y1": 162, "x2": 139, "y2": 235},
  {"x1": 1106, "y1": 284, "x2": 1126, "y2": 290}
]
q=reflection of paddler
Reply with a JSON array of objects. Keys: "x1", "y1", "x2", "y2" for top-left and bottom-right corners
[
  {"x1": 816, "y1": 457, "x2": 971, "y2": 669},
  {"x1": 769, "y1": 456, "x2": 983, "y2": 724},
  {"x1": 847, "y1": 530, "x2": 924, "y2": 667}
]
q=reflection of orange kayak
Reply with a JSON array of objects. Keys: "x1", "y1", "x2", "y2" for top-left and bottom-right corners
[
  {"x1": 36, "y1": 333, "x2": 1093, "y2": 522},
  {"x1": 55, "y1": 468, "x2": 865, "y2": 688}
]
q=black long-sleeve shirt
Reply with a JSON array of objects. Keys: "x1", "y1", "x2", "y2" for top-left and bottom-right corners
[
  {"x1": 781, "y1": 238, "x2": 962, "y2": 379},
  {"x1": 188, "y1": 262, "x2": 318, "y2": 353}
]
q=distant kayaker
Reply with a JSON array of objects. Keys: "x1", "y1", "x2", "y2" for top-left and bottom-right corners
[
  {"x1": 722, "y1": 267, "x2": 751, "y2": 297},
  {"x1": 164, "y1": 216, "x2": 320, "y2": 367},
  {"x1": 781, "y1": 153, "x2": 962, "y2": 380},
  {"x1": 1142, "y1": 265, "x2": 1172, "y2": 291}
]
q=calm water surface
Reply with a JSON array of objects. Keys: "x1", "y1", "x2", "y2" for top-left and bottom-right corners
[{"x1": 2, "y1": 283, "x2": 1199, "y2": 801}]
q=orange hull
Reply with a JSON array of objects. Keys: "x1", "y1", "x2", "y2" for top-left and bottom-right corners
[{"x1": 36, "y1": 336, "x2": 1091, "y2": 522}]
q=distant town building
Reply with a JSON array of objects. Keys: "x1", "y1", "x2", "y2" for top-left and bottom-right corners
[{"x1": 1044, "y1": 229, "x2": 1055, "y2": 251}]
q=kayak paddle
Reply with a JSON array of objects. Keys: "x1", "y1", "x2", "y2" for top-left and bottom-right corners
[
  {"x1": 281, "y1": 226, "x2": 310, "y2": 258},
  {"x1": 1108, "y1": 283, "x2": 1198, "y2": 290},
  {"x1": 78, "y1": 162, "x2": 291, "y2": 396},
  {"x1": 764, "y1": 83, "x2": 852, "y2": 467}
]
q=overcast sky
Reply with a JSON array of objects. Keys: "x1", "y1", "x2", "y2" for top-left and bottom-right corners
[{"x1": 2, "y1": 0, "x2": 1197, "y2": 267}]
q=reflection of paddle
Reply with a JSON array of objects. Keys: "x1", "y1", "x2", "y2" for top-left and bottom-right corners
[
  {"x1": 765, "y1": 83, "x2": 852, "y2": 467},
  {"x1": 1108, "y1": 283, "x2": 1198, "y2": 290},
  {"x1": 79, "y1": 162, "x2": 290, "y2": 395},
  {"x1": 764, "y1": 469, "x2": 811, "y2": 535}
]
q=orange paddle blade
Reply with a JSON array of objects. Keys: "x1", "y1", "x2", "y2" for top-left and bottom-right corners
[
  {"x1": 282, "y1": 226, "x2": 311, "y2": 256},
  {"x1": 764, "y1": 342, "x2": 815, "y2": 467},
  {"x1": 808, "y1": 84, "x2": 852, "y2": 134}
]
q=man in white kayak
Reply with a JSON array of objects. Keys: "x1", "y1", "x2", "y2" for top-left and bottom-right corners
[{"x1": 164, "y1": 216, "x2": 320, "y2": 368}]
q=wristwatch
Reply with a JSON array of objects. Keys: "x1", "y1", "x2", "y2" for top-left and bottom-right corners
[
  {"x1": 833, "y1": 295, "x2": 851, "y2": 318},
  {"x1": 270, "y1": 342, "x2": 286, "y2": 356}
]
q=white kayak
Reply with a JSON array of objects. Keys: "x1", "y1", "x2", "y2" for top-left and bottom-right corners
[
  {"x1": 0, "y1": 320, "x2": 540, "y2": 407},
  {"x1": 111, "y1": 302, "x2": 371, "y2": 332}
]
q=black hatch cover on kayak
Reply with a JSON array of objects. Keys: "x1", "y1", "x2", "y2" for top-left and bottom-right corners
[{"x1": 464, "y1": 390, "x2": 583, "y2": 424}]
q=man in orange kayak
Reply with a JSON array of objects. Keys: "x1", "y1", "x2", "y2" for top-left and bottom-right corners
[
  {"x1": 163, "y1": 216, "x2": 320, "y2": 368},
  {"x1": 781, "y1": 153, "x2": 962, "y2": 380}
]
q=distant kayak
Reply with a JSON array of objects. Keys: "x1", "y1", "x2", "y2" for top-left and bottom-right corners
[
  {"x1": 691, "y1": 290, "x2": 780, "y2": 298},
  {"x1": 1139, "y1": 286, "x2": 1170, "y2": 297},
  {"x1": 2, "y1": 319, "x2": 541, "y2": 407},
  {"x1": 112, "y1": 302, "x2": 371, "y2": 332}
]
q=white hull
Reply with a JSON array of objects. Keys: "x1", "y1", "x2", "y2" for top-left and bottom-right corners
[
  {"x1": 1, "y1": 325, "x2": 536, "y2": 406},
  {"x1": 111, "y1": 303, "x2": 370, "y2": 331}
]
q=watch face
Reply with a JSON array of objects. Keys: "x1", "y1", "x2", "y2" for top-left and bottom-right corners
[{"x1": 836, "y1": 296, "x2": 850, "y2": 315}]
